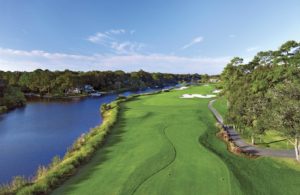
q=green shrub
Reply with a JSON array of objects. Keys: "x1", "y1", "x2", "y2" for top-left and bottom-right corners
[
  {"x1": 2, "y1": 86, "x2": 26, "y2": 109},
  {"x1": 0, "y1": 176, "x2": 29, "y2": 195},
  {"x1": 50, "y1": 156, "x2": 61, "y2": 169},
  {"x1": 0, "y1": 106, "x2": 7, "y2": 114},
  {"x1": 36, "y1": 166, "x2": 48, "y2": 180},
  {"x1": 116, "y1": 95, "x2": 126, "y2": 100},
  {"x1": 100, "y1": 103, "x2": 112, "y2": 115}
]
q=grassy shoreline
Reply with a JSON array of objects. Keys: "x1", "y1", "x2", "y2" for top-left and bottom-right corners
[
  {"x1": 2, "y1": 90, "x2": 164, "y2": 194},
  {"x1": 0, "y1": 95, "x2": 130, "y2": 194}
]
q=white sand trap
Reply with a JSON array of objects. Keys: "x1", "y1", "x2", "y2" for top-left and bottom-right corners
[
  {"x1": 212, "y1": 89, "x2": 222, "y2": 93},
  {"x1": 175, "y1": 86, "x2": 189, "y2": 90},
  {"x1": 181, "y1": 94, "x2": 216, "y2": 99}
]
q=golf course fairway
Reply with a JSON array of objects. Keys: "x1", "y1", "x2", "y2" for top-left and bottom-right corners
[{"x1": 53, "y1": 85, "x2": 300, "y2": 195}]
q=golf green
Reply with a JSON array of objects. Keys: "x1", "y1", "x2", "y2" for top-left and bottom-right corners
[{"x1": 53, "y1": 85, "x2": 300, "y2": 195}]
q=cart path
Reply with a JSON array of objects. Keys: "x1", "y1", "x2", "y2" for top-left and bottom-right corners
[{"x1": 208, "y1": 99, "x2": 295, "y2": 158}]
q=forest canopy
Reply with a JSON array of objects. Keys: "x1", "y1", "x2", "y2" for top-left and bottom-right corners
[
  {"x1": 0, "y1": 69, "x2": 200, "y2": 95},
  {"x1": 0, "y1": 69, "x2": 201, "y2": 112},
  {"x1": 221, "y1": 40, "x2": 300, "y2": 160}
]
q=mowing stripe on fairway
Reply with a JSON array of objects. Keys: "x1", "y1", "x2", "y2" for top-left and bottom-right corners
[{"x1": 129, "y1": 127, "x2": 177, "y2": 195}]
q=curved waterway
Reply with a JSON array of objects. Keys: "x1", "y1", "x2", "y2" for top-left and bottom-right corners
[{"x1": 0, "y1": 88, "x2": 163, "y2": 184}]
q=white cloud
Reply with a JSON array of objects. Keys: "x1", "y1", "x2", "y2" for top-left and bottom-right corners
[
  {"x1": 87, "y1": 32, "x2": 112, "y2": 44},
  {"x1": 107, "y1": 29, "x2": 126, "y2": 35},
  {"x1": 246, "y1": 46, "x2": 259, "y2": 52},
  {"x1": 87, "y1": 29, "x2": 143, "y2": 54},
  {"x1": 0, "y1": 47, "x2": 230, "y2": 74},
  {"x1": 110, "y1": 41, "x2": 144, "y2": 54},
  {"x1": 182, "y1": 36, "x2": 204, "y2": 50}
]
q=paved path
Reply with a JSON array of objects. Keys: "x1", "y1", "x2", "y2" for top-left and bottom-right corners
[{"x1": 208, "y1": 99, "x2": 295, "y2": 159}]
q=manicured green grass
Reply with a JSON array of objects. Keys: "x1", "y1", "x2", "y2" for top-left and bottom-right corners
[
  {"x1": 213, "y1": 96, "x2": 227, "y2": 117},
  {"x1": 53, "y1": 85, "x2": 300, "y2": 195}
]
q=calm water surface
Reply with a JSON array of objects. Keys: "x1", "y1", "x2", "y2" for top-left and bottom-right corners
[{"x1": 0, "y1": 88, "x2": 162, "y2": 184}]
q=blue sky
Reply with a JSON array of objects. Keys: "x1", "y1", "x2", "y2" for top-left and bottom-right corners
[{"x1": 0, "y1": 0, "x2": 299, "y2": 74}]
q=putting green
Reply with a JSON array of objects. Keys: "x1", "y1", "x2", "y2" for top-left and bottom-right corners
[{"x1": 53, "y1": 85, "x2": 300, "y2": 195}]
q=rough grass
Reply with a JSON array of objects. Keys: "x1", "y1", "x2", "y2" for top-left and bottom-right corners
[{"x1": 52, "y1": 85, "x2": 300, "y2": 195}]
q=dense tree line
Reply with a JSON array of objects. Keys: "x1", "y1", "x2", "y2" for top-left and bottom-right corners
[
  {"x1": 0, "y1": 69, "x2": 200, "y2": 112},
  {"x1": 0, "y1": 69, "x2": 200, "y2": 95},
  {"x1": 221, "y1": 40, "x2": 300, "y2": 160}
]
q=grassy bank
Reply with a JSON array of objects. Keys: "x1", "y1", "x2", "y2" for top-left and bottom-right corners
[
  {"x1": 0, "y1": 97, "x2": 126, "y2": 195},
  {"x1": 52, "y1": 85, "x2": 300, "y2": 194}
]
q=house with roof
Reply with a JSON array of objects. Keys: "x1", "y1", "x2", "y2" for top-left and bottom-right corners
[{"x1": 83, "y1": 85, "x2": 95, "y2": 93}]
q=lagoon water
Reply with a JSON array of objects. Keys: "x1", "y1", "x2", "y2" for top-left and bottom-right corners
[{"x1": 0, "y1": 88, "x2": 160, "y2": 184}]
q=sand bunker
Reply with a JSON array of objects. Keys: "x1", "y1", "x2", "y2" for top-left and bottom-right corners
[
  {"x1": 212, "y1": 89, "x2": 222, "y2": 93},
  {"x1": 181, "y1": 94, "x2": 216, "y2": 99},
  {"x1": 175, "y1": 86, "x2": 189, "y2": 90}
]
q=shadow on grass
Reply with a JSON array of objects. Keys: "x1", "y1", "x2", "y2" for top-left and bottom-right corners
[
  {"x1": 255, "y1": 139, "x2": 287, "y2": 146},
  {"x1": 52, "y1": 104, "x2": 130, "y2": 194},
  {"x1": 120, "y1": 125, "x2": 176, "y2": 195}
]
